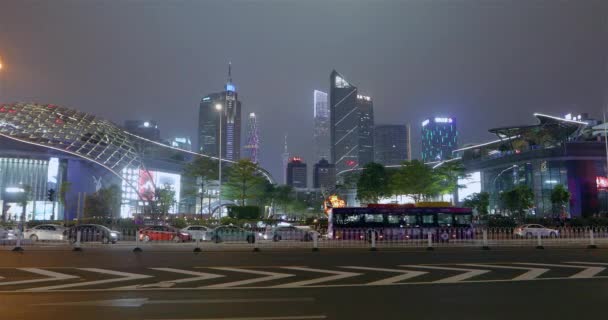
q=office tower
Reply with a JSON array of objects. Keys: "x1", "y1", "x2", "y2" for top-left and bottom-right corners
[
  {"x1": 313, "y1": 90, "x2": 330, "y2": 162},
  {"x1": 282, "y1": 134, "x2": 289, "y2": 184},
  {"x1": 421, "y1": 117, "x2": 457, "y2": 162},
  {"x1": 198, "y1": 63, "x2": 241, "y2": 161},
  {"x1": 356, "y1": 94, "x2": 374, "y2": 166},
  {"x1": 124, "y1": 120, "x2": 161, "y2": 141},
  {"x1": 374, "y1": 124, "x2": 411, "y2": 166},
  {"x1": 313, "y1": 158, "x2": 336, "y2": 189},
  {"x1": 287, "y1": 157, "x2": 307, "y2": 188},
  {"x1": 244, "y1": 112, "x2": 260, "y2": 163}
]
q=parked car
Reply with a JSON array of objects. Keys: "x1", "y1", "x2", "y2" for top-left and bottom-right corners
[
  {"x1": 210, "y1": 225, "x2": 255, "y2": 243},
  {"x1": 67, "y1": 224, "x2": 119, "y2": 244},
  {"x1": 0, "y1": 226, "x2": 18, "y2": 240},
  {"x1": 24, "y1": 224, "x2": 66, "y2": 241},
  {"x1": 139, "y1": 225, "x2": 192, "y2": 242},
  {"x1": 514, "y1": 224, "x2": 559, "y2": 238},
  {"x1": 263, "y1": 226, "x2": 317, "y2": 241},
  {"x1": 180, "y1": 225, "x2": 211, "y2": 241}
]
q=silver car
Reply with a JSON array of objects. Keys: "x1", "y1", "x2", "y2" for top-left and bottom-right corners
[
  {"x1": 180, "y1": 225, "x2": 211, "y2": 241},
  {"x1": 514, "y1": 224, "x2": 559, "y2": 238},
  {"x1": 263, "y1": 226, "x2": 316, "y2": 242},
  {"x1": 24, "y1": 224, "x2": 66, "y2": 242}
]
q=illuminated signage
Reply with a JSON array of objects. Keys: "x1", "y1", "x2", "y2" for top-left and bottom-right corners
[
  {"x1": 422, "y1": 119, "x2": 430, "y2": 127},
  {"x1": 202, "y1": 97, "x2": 211, "y2": 101},
  {"x1": 226, "y1": 83, "x2": 235, "y2": 92},
  {"x1": 434, "y1": 117, "x2": 453, "y2": 123},
  {"x1": 597, "y1": 177, "x2": 608, "y2": 190}
]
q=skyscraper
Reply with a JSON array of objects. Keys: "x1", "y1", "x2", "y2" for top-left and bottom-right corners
[
  {"x1": 244, "y1": 112, "x2": 260, "y2": 163},
  {"x1": 282, "y1": 134, "x2": 289, "y2": 184},
  {"x1": 374, "y1": 124, "x2": 411, "y2": 166},
  {"x1": 313, "y1": 90, "x2": 330, "y2": 162},
  {"x1": 421, "y1": 117, "x2": 457, "y2": 162},
  {"x1": 330, "y1": 70, "x2": 374, "y2": 174},
  {"x1": 287, "y1": 157, "x2": 307, "y2": 188},
  {"x1": 198, "y1": 64, "x2": 242, "y2": 161},
  {"x1": 357, "y1": 94, "x2": 374, "y2": 167},
  {"x1": 124, "y1": 120, "x2": 161, "y2": 141},
  {"x1": 313, "y1": 158, "x2": 336, "y2": 189}
]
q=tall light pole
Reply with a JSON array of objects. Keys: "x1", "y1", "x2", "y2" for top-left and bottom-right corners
[{"x1": 215, "y1": 103, "x2": 223, "y2": 217}]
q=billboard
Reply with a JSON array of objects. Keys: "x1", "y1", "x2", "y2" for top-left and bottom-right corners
[
  {"x1": 121, "y1": 168, "x2": 182, "y2": 216},
  {"x1": 458, "y1": 171, "x2": 481, "y2": 202}
]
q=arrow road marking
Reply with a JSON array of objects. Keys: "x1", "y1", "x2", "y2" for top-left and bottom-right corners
[
  {"x1": 402, "y1": 265, "x2": 490, "y2": 283},
  {"x1": 514, "y1": 263, "x2": 605, "y2": 279},
  {"x1": 342, "y1": 266, "x2": 427, "y2": 285},
  {"x1": 120, "y1": 268, "x2": 224, "y2": 289},
  {"x1": 203, "y1": 268, "x2": 294, "y2": 288},
  {"x1": 460, "y1": 264, "x2": 549, "y2": 281},
  {"x1": 36, "y1": 297, "x2": 315, "y2": 307},
  {"x1": 0, "y1": 268, "x2": 78, "y2": 286},
  {"x1": 273, "y1": 267, "x2": 361, "y2": 288},
  {"x1": 24, "y1": 268, "x2": 152, "y2": 291}
]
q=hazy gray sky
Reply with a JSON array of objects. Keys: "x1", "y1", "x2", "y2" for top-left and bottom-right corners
[{"x1": 1, "y1": 0, "x2": 607, "y2": 180}]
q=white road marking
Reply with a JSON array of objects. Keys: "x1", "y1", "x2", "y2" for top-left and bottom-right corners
[
  {"x1": 204, "y1": 268, "x2": 294, "y2": 288},
  {"x1": 0, "y1": 268, "x2": 78, "y2": 286},
  {"x1": 120, "y1": 268, "x2": 224, "y2": 289},
  {"x1": 514, "y1": 263, "x2": 605, "y2": 278},
  {"x1": 342, "y1": 266, "x2": 427, "y2": 285},
  {"x1": 566, "y1": 261, "x2": 608, "y2": 266},
  {"x1": 24, "y1": 268, "x2": 152, "y2": 291},
  {"x1": 148, "y1": 316, "x2": 326, "y2": 320},
  {"x1": 403, "y1": 265, "x2": 490, "y2": 283},
  {"x1": 273, "y1": 267, "x2": 361, "y2": 288},
  {"x1": 36, "y1": 297, "x2": 314, "y2": 307},
  {"x1": 460, "y1": 264, "x2": 549, "y2": 281}
]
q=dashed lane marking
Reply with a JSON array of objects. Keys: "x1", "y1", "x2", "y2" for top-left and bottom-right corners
[
  {"x1": 401, "y1": 265, "x2": 490, "y2": 283},
  {"x1": 0, "y1": 268, "x2": 78, "y2": 286},
  {"x1": 23, "y1": 268, "x2": 152, "y2": 291},
  {"x1": 459, "y1": 264, "x2": 550, "y2": 281},
  {"x1": 120, "y1": 268, "x2": 225, "y2": 289},
  {"x1": 513, "y1": 263, "x2": 605, "y2": 279},
  {"x1": 203, "y1": 268, "x2": 294, "y2": 288},
  {"x1": 342, "y1": 266, "x2": 427, "y2": 285},
  {"x1": 272, "y1": 267, "x2": 361, "y2": 288}
]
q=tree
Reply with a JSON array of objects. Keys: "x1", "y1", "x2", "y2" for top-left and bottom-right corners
[
  {"x1": 154, "y1": 183, "x2": 176, "y2": 219},
  {"x1": 550, "y1": 184, "x2": 570, "y2": 217},
  {"x1": 183, "y1": 157, "x2": 218, "y2": 216},
  {"x1": 83, "y1": 185, "x2": 121, "y2": 219},
  {"x1": 357, "y1": 162, "x2": 391, "y2": 204},
  {"x1": 222, "y1": 160, "x2": 265, "y2": 206},
  {"x1": 430, "y1": 161, "x2": 466, "y2": 199},
  {"x1": 272, "y1": 185, "x2": 294, "y2": 215},
  {"x1": 463, "y1": 192, "x2": 490, "y2": 217},
  {"x1": 58, "y1": 181, "x2": 71, "y2": 223},
  {"x1": 500, "y1": 185, "x2": 534, "y2": 221},
  {"x1": 390, "y1": 160, "x2": 435, "y2": 202}
]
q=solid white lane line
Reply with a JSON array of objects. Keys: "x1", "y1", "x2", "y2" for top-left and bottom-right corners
[
  {"x1": 204, "y1": 268, "x2": 294, "y2": 288},
  {"x1": 402, "y1": 265, "x2": 490, "y2": 283},
  {"x1": 24, "y1": 268, "x2": 152, "y2": 291},
  {"x1": 513, "y1": 263, "x2": 605, "y2": 279},
  {"x1": 148, "y1": 316, "x2": 326, "y2": 320},
  {"x1": 120, "y1": 268, "x2": 224, "y2": 289},
  {"x1": 0, "y1": 268, "x2": 78, "y2": 286},
  {"x1": 566, "y1": 261, "x2": 608, "y2": 266},
  {"x1": 36, "y1": 297, "x2": 314, "y2": 307},
  {"x1": 342, "y1": 266, "x2": 427, "y2": 285},
  {"x1": 460, "y1": 264, "x2": 549, "y2": 281},
  {"x1": 273, "y1": 267, "x2": 361, "y2": 288}
]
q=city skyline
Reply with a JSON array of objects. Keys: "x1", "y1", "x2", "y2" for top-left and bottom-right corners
[{"x1": 1, "y1": 1, "x2": 607, "y2": 180}]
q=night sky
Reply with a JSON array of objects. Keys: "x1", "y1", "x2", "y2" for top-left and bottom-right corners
[{"x1": 1, "y1": 1, "x2": 607, "y2": 180}]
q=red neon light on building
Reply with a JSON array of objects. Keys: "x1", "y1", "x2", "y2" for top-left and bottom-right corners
[
  {"x1": 346, "y1": 160, "x2": 357, "y2": 167},
  {"x1": 597, "y1": 176, "x2": 608, "y2": 190}
]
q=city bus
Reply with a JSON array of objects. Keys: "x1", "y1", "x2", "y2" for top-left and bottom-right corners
[{"x1": 327, "y1": 205, "x2": 474, "y2": 241}]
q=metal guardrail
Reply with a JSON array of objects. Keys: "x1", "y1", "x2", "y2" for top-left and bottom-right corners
[{"x1": 2, "y1": 227, "x2": 607, "y2": 252}]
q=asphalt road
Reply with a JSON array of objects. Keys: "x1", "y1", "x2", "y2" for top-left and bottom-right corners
[{"x1": 0, "y1": 248, "x2": 607, "y2": 320}]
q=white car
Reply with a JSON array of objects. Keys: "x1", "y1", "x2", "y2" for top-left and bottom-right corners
[
  {"x1": 514, "y1": 224, "x2": 559, "y2": 238},
  {"x1": 24, "y1": 224, "x2": 66, "y2": 241},
  {"x1": 180, "y1": 225, "x2": 211, "y2": 241}
]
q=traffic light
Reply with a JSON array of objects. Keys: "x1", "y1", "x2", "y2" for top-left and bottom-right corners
[{"x1": 47, "y1": 188, "x2": 56, "y2": 201}]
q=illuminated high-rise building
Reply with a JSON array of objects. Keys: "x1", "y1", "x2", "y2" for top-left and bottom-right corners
[
  {"x1": 374, "y1": 124, "x2": 411, "y2": 166},
  {"x1": 421, "y1": 117, "x2": 457, "y2": 162},
  {"x1": 329, "y1": 70, "x2": 374, "y2": 174},
  {"x1": 244, "y1": 112, "x2": 260, "y2": 163},
  {"x1": 287, "y1": 157, "x2": 307, "y2": 188},
  {"x1": 197, "y1": 63, "x2": 241, "y2": 161},
  {"x1": 313, "y1": 90, "x2": 330, "y2": 162}
]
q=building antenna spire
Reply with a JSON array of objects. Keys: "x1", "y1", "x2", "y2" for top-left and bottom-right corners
[{"x1": 228, "y1": 61, "x2": 232, "y2": 83}]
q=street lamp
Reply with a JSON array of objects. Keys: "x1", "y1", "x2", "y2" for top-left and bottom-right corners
[{"x1": 215, "y1": 103, "x2": 223, "y2": 217}]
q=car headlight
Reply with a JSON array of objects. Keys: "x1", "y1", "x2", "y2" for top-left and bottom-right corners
[
  {"x1": 263, "y1": 234, "x2": 268, "y2": 240},
  {"x1": 180, "y1": 233, "x2": 189, "y2": 236},
  {"x1": 110, "y1": 232, "x2": 117, "y2": 237}
]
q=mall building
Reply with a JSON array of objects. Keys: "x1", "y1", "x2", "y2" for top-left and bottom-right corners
[{"x1": 454, "y1": 113, "x2": 607, "y2": 217}]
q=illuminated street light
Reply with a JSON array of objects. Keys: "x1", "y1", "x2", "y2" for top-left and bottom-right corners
[{"x1": 215, "y1": 103, "x2": 222, "y2": 111}]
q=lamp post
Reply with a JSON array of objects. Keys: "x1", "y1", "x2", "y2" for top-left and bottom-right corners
[{"x1": 215, "y1": 103, "x2": 223, "y2": 217}]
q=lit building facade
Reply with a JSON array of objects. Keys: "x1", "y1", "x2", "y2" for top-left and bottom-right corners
[
  {"x1": 166, "y1": 136, "x2": 192, "y2": 151},
  {"x1": 374, "y1": 124, "x2": 411, "y2": 166},
  {"x1": 313, "y1": 159, "x2": 336, "y2": 189},
  {"x1": 357, "y1": 94, "x2": 374, "y2": 167},
  {"x1": 287, "y1": 157, "x2": 307, "y2": 189},
  {"x1": 421, "y1": 117, "x2": 457, "y2": 162},
  {"x1": 198, "y1": 65, "x2": 242, "y2": 161},
  {"x1": 244, "y1": 112, "x2": 260, "y2": 163},
  {"x1": 313, "y1": 90, "x2": 330, "y2": 162}
]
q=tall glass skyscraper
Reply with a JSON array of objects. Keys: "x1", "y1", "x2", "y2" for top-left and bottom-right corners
[
  {"x1": 374, "y1": 124, "x2": 411, "y2": 166},
  {"x1": 313, "y1": 90, "x2": 330, "y2": 162},
  {"x1": 198, "y1": 64, "x2": 242, "y2": 161},
  {"x1": 421, "y1": 117, "x2": 457, "y2": 162},
  {"x1": 244, "y1": 112, "x2": 260, "y2": 163},
  {"x1": 330, "y1": 70, "x2": 374, "y2": 174}
]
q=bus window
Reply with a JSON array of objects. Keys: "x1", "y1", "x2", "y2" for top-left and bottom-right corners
[
  {"x1": 336, "y1": 213, "x2": 362, "y2": 226},
  {"x1": 437, "y1": 213, "x2": 453, "y2": 227},
  {"x1": 421, "y1": 213, "x2": 435, "y2": 226},
  {"x1": 387, "y1": 215, "x2": 400, "y2": 225},
  {"x1": 364, "y1": 214, "x2": 384, "y2": 224},
  {"x1": 402, "y1": 214, "x2": 417, "y2": 226},
  {"x1": 454, "y1": 214, "x2": 472, "y2": 226}
]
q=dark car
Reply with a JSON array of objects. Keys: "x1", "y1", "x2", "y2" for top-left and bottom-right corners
[
  {"x1": 67, "y1": 224, "x2": 119, "y2": 244},
  {"x1": 209, "y1": 225, "x2": 256, "y2": 243},
  {"x1": 139, "y1": 225, "x2": 192, "y2": 242}
]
